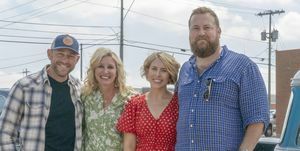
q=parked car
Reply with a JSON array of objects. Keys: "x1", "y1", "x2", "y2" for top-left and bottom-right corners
[
  {"x1": 255, "y1": 137, "x2": 280, "y2": 151},
  {"x1": 264, "y1": 109, "x2": 277, "y2": 137},
  {"x1": 274, "y1": 70, "x2": 300, "y2": 150},
  {"x1": 0, "y1": 88, "x2": 9, "y2": 115},
  {"x1": 255, "y1": 70, "x2": 300, "y2": 150}
]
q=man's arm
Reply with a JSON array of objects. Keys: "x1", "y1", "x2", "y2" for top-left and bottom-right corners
[
  {"x1": 0, "y1": 83, "x2": 24, "y2": 150},
  {"x1": 239, "y1": 122, "x2": 264, "y2": 151}
]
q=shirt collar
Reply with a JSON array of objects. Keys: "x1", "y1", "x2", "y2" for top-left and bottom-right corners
[{"x1": 36, "y1": 65, "x2": 78, "y2": 86}]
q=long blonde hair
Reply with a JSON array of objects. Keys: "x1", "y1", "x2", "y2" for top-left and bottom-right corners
[{"x1": 81, "y1": 48, "x2": 129, "y2": 96}]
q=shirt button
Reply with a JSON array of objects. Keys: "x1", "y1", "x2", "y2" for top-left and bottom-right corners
[
  {"x1": 198, "y1": 80, "x2": 200, "y2": 83},
  {"x1": 191, "y1": 109, "x2": 194, "y2": 112},
  {"x1": 191, "y1": 140, "x2": 194, "y2": 144},
  {"x1": 193, "y1": 94, "x2": 197, "y2": 97},
  {"x1": 190, "y1": 124, "x2": 193, "y2": 128}
]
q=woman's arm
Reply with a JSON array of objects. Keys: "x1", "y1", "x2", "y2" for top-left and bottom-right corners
[{"x1": 123, "y1": 133, "x2": 136, "y2": 151}]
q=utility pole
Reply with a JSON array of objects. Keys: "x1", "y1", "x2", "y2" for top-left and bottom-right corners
[
  {"x1": 80, "y1": 43, "x2": 83, "y2": 81},
  {"x1": 22, "y1": 68, "x2": 30, "y2": 76},
  {"x1": 120, "y1": 0, "x2": 124, "y2": 61},
  {"x1": 257, "y1": 10, "x2": 285, "y2": 107}
]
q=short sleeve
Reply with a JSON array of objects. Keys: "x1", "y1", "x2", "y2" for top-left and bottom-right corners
[
  {"x1": 239, "y1": 62, "x2": 269, "y2": 129},
  {"x1": 116, "y1": 96, "x2": 138, "y2": 134}
]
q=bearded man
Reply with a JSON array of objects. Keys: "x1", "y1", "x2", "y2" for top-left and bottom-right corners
[{"x1": 175, "y1": 7, "x2": 269, "y2": 151}]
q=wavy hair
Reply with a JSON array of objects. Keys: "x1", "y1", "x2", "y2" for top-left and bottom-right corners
[{"x1": 81, "y1": 48, "x2": 129, "y2": 96}]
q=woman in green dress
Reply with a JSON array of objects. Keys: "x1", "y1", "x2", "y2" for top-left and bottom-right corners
[{"x1": 81, "y1": 48, "x2": 135, "y2": 151}]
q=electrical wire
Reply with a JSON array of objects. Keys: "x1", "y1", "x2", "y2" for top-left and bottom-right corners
[
  {"x1": 0, "y1": 19, "x2": 119, "y2": 28},
  {"x1": 123, "y1": 0, "x2": 136, "y2": 20},
  {"x1": 0, "y1": 53, "x2": 44, "y2": 61},
  {"x1": 0, "y1": 34, "x2": 117, "y2": 41},
  {"x1": 3, "y1": 0, "x2": 68, "y2": 21},
  {"x1": 124, "y1": 44, "x2": 191, "y2": 56},
  {"x1": 124, "y1": 39, "x2": 189, "y2": 51},
  {"x1": 0, "y1": 27, "x2": 118, "y2": 36},
  {"x1": 0, "y1": 58, "x2": 48, "y2": 69},
  {"x1": 0, "y1": 0, "x2": 39, "y2": 14}
]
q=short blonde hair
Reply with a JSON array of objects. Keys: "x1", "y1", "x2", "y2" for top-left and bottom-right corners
[
  {"x1": 82, "y1": 48, "x2": 129, "y2": 96},
  {"x1": 141, "y1": 52, "x2": 180, "y2": 84}
]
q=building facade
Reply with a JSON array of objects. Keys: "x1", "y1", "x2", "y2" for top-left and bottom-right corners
[{"x1": 276, "y1": 49, "x2": 300, "y2": 136}]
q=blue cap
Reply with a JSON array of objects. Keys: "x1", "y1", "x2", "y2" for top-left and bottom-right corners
[{"x1": 51, "y1": 34, "x2": 79, "y2": 54}]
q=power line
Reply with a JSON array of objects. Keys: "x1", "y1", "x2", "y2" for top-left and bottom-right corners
[
  {"x1": 0, "y1": 27, "x2": 118, "y2": 36},
  {"x1": 3, "y1": 0, "x2": 68, "y2": 21},
  {"x1": 73, "y1": 0, "x2": 119, "y2": 9},
  {"x1": 0, "y1": 33, "x2": 118, "y2": 41},
  {"x1": 123, "y1": 0, "x2": 136, "y2": 20},
  {"x1": 124, "y1": 44, "x2": 191, "y2": 56},
  {"x1": 2, "y1": 0, "x2": 94, "y2": 28},
  {"x1": 0, "y1": 58, "x2": 48, "y2": 69},
  {"x1": 0, "y1": 39, "x2": 50, "y2": 45},
  {"x1": 82, "y1": 37, "x2": 120, "y2": 49},
  {"x1": 222, "y1": 34, "x2": 268, "y2": 43},
  {"x1": 0, "y1": 52, "x2": 44, "y2": 61},
  {"x1": 124, "y1": 39, "x2": 190, "y2": 51},
  {"x1": 15, "y1": 0, "x2": 91, "y2": 23},
  {"x1": 0, "y1": 19, "x2": 119, "y2": 28},
  {"x1": 0, "y1": 0, "x2": 39, "y2": 14}
]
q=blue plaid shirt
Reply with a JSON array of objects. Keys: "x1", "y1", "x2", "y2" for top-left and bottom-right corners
[
  {"x1": 0, "y1": 65, "x2": 83, "y2": 151},
  {"x1": 175, "y1": 46, "x2": 269, "y2": 151}
]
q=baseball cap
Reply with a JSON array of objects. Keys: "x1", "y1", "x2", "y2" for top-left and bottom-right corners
[{"x1": 51, "y1": 34, "x2": 79, "y2": 54}]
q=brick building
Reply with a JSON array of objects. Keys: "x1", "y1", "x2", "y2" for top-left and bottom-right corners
[{"x1": 276, "y1": 49, "x2": 300, "y2": 136}]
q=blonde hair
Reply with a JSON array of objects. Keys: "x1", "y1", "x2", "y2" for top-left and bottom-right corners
[
  {"x1": 141, "y1": 52, "x2": 180, "y2": 84},
  {"x1": 81, "y1": 48, "x2": 129, "y2": 96}
]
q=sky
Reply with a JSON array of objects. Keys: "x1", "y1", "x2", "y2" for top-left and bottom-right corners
[{"x1": 0, "y1": 0, "x2": 300, "y2": 94}]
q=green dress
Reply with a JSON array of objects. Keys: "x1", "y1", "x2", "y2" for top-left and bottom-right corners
[{"x1": 82, "y1": 90, "x2": 134, "y2": 151}]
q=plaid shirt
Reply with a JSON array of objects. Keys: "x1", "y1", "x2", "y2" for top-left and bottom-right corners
[
  {"x1": 0, "y1": 65, "x2": 83, "y2": 151},
  {"x1": 175, "y1": 46, "x2": 269, "y2": 150}
]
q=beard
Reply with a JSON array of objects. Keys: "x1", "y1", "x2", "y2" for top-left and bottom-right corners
[
  {"x1": 190, "y1": 36, "x2": 219, "y2": 58},
  {"x1": 51, "y1": 62, "x2": 74, "y2": 78}
]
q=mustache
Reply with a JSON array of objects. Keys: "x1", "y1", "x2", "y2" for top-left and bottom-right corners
[{"x1": 194, "y1": 35, "x2": 209, "y2": 42}]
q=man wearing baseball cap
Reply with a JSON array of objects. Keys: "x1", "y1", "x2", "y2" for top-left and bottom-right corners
[{"x1": 0, "y1": 34, "x2": 83, "y2": 151}]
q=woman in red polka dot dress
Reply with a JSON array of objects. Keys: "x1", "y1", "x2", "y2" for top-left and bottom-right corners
[{"x1": 117, "y1": 52, "x2": 180, "y2": 151}]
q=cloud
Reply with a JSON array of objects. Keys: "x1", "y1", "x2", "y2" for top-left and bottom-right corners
[
  {"x1": 0, "y1": 71, "x2": 22, "y2": 88},
  {"x1": 225, "y1": 0, "x2": 294, "y2": 5},
  {"x1": 277, "y1": 11, "x2": 300, "y2": 41}
]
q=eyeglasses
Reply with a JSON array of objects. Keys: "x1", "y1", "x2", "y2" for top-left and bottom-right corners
[{"x1": 203, "y1": 78, "x2": 213, "y2": 101}]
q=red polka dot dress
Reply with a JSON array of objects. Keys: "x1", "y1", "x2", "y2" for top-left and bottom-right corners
[{"x1": 117, "y1": 94, "x2": 178, "y2": 151}]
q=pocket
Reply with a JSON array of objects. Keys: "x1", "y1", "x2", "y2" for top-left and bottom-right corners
[
  {"x1": 178, "y1": 74, "x2": 194, "y2": 89},
  {"x1": 210, "y1": 76, "x2": 239, "y2": 108},
  {"x1": 25, "y1": 101, "x2": 44, "y2": 116}
]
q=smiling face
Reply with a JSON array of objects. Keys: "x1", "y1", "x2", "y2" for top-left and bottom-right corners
[
  {"x1": 146, "y1": 58, "x2": 170, "y2": 89},
  {"x1": 94, "y1": 56, "x2": 117, "y2": 89},
  {"x1": 47, "y1": 48, "x2": 79, "y2": 82}
]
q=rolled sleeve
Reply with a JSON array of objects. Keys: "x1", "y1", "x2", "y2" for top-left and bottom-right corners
[{"x1": 239, "y1": 62, "x2": 270, "y2": 130}]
